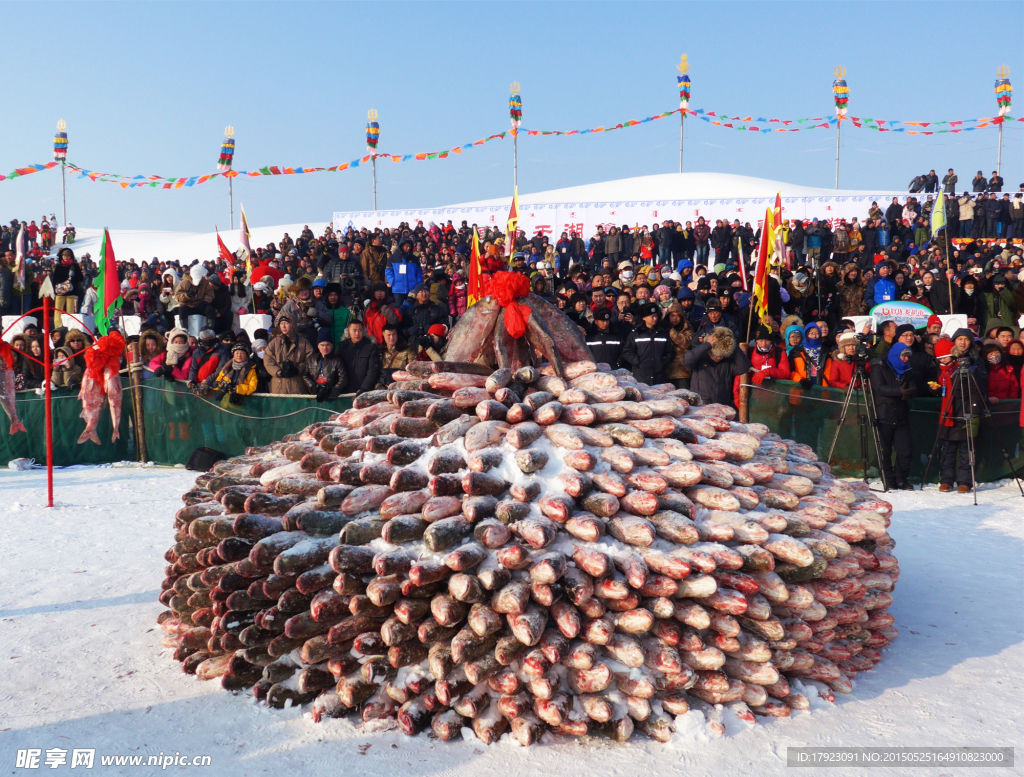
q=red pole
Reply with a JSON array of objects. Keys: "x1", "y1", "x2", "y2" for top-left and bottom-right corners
[{"x1": 43, "y1": 296, "x2": 53, "y2": 508}]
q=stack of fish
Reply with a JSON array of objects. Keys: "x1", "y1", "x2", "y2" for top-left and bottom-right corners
[{"x1": 158, "y1": 360, "x2": 898, "y2": 744}]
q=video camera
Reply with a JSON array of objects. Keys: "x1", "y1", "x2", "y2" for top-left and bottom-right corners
[{"x1": 853, "y1": 334, "x2": 874, "y2": 364}]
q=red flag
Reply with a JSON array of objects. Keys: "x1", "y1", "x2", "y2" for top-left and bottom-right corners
[{"x1": 216, "y1": 229, "x2": 234, "y2": 266}]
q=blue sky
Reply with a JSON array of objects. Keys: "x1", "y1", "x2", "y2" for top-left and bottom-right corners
[{"x1": 2, "y1": 1, "x2": 1020, "y2": 232}]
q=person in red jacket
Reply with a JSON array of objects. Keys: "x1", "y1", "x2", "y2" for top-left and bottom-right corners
[
  {"x1": 822, "y1": 331, "x2": 864, "y2": 389},
  {"x1": 749, "y1": 325, "x2": 790, "y2": 385},
  {"x1": 982, "y1": 342, "x2": 1020, "y2": 401},
  {"x1": 364, "y1": 283, "x2": 402, "y2": 344}
]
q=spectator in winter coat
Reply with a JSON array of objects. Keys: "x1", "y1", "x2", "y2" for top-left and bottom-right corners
[
  {"x1": 364, "y1": 283, "x2": 403, "y2": 345},
  {"x1": 187, "y1": 329, "x2": 231, "y2": 389},
  {"x1": 683, "y1": 326, "x2": 752, "y2": 408},
  {"x1": 448, "y1": 272, "x2": 468, "y2": 318},
  {"x1": 319, "y1": 283, "x2": 352, "y2": 346},
  {"x1": 955, "y1": 276, "x2": 988, "y2": 333},
  {"x1": 277, "y1": 276, "x2": 328, "y2": 342},
  {"x1": 137, "y1": 330, "x2": 165, "y2": 380},
  {"x1": 986, "y1": 275, "x2": 1016, "y2": 328},
  {"x1": 337, "y1": 319, "x2": 381, "y2": 395},
  {"x1": 301, "y1": 330, "x2": 347, "y2": 402},
  {"x1": 175, "y1": 264, "x2": 217, "y2": 326},
  {"x1": 620, "y1": 303, "x2": 675, "y2": 385},
  {"x1": 585, "y1": 307, "x2": 625, "y2": 369},
  {"x1": 210, "y1": 343, "x2": 260, "y2": 405},
  {"x1": 869, "y1": 343, "x2": 917, "y2": 490},
  {"x1": 151, "y1": 327, "x2": 193, "y2": 382},
  {"x1": 982, "y1": 342, "x2": 1020, "y2": 401},
  {"x1": 664, "y1": 303, "x2": 694, "y2": 389},
  {"x1": 385, "y1": 237, "x2": 423, "y2": 296},
  {"x1": 378, "y1": 324, "x2": 417, "y2": 388},
  {"x1": 401, "y1": 284, "x2": 449, "y2": 340},
  {"x1": 360, "y1": 235, "x2": 390, "y2": 286},
  {"x1": 51, "y1": 248, "x2": 84, "y2": 327},
  {"x1": 749, "y1": 325, "x2": 790, "y2": 386},
  {"x1": 836, "y1": 264, "x2": 868, "y2": 317},
  {"x1": 822, "y1": 331, "x2": 862, "y2": 389},
  {"x1": 934, "y1": 338, "x2": 985, "y2": 492},
  {"x1": 52, "y1": 328, "x2": 88, "y2": 389},
  {"x1": 693, "y1": 298, "x2": 740, "y2": 343},
  {"x1": 866, "y1": 261, "x2": 898, "y2": 306},
  {"x1": 942, "y1": 169, "x2": 958, "y2": 195},
  {"x1": 971, "y1": 171, "x2": 988, "y2": 192},
  {"x1": 263, "y1": 316, "x2": 315, "y2": 395}
]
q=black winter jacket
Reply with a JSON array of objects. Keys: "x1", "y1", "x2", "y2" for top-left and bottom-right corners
[
  {"x1": 682, "y1": 341, "x2": 751, "y2": 407},
  {"x1": 301, "y1": 352, "x2": 347, "y2": 400},
  {"x1": 620, "y1": 323, "x2": 675, "y2": 385},
  {"x1": 337, "y1": 337, "x2": 381, "y2": 395}
]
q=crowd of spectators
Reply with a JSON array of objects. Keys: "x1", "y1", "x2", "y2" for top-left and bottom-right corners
[{"x1": 1, "y1": 184, "x2": 1023, "y2": 420}]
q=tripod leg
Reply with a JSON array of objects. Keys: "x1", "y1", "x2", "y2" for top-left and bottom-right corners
[
  {"x1": 826, "y1": 378, "x2": 858, "y2": 465},
  {"x1": 970, "y1": 373, "x2": 1024, "y2": 497},
  {"x1": 862, "y1": 377, "x2": 891, "y2": 493},
  {"x1": 921, "y1": 427, "x2": 944, "y2": 489}
]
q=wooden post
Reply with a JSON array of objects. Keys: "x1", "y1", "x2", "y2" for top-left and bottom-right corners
[
  {"x1": 738, "y1": 342, "x2": 751, "y2": 424},
  {"x1": 128, "y1": 340, "x2": 148, "y2": 463}
]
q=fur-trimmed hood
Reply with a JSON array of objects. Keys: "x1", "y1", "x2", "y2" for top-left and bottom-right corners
[{"x1": 710, "y1": 326, "x2": 736, "y2": 359}]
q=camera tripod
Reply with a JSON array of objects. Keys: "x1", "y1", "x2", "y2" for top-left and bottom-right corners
[
  {"x1": 921, "y1": 361, "x2": 1024, "y2": 505},
  {"x1": 826, "y1": 361, "x2": 890, "y2": 492}
]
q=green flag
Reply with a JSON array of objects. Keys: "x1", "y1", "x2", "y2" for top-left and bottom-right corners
[
  {"x1": 931, "y1": 189, "x2": 946, "y2": 238},
  {"x1": 93, "y1": 229, "x2": 123, "y2": 335}
]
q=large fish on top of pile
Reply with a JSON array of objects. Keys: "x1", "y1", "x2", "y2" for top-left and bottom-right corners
[{"x1": 158, "y1": 358, "x2": 899, "y2": 745}]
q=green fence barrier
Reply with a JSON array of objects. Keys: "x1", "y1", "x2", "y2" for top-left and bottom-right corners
[
  {"x1": 0, "y1": 382, "x2": 132, "y2": 466},
  {"x1": 749, "y1": 380, "x2": 1024, "y2": 483},
  {"x1": 138, "y1": 379, "x2": 353, "y2": 466}
]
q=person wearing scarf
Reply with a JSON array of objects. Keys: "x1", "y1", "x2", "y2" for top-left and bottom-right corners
[
  {"x1": 869, "y1": 341, "x2": 917, "y2": 491},
  {"x1": 801, "y1": 323, "x2": 826, "y2": 385},
  {"x1": 150, "y1": 327, "x2": 193, "y2": 382}
]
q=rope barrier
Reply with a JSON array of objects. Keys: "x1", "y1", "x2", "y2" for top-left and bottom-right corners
[{"x1": 749, "y1": 383, "x2": 1021, "y2": 418}]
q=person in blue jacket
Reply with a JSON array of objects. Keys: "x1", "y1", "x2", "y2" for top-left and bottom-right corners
[
  {"x1": 385, "y1": 236, "x2": 423, "y2": 297},
  {"x1": 865, "y1": 261, "x2": 897, "y2": 306}
]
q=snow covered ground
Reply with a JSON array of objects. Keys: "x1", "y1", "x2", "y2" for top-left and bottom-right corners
[{"x1": 1, "y1": 465, "x2": 1021, "y2": 775}]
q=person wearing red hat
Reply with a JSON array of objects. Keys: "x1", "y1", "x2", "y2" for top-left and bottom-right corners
[
  {"x1": 417, "y1": 323, "x2": 448, "y2": 362},
  {"x1": 926, "y1": 314, "x2": 943, "y2": 336}
]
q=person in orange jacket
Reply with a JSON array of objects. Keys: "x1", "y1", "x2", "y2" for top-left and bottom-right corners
[{"x1": 749, "y1": 325, "x2": 790, "y2": 385}]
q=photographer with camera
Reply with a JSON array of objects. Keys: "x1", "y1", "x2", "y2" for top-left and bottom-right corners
[
  {"x1": 320, "y1": 241, "x2": 364, "y2": 297},
  {"x1": 869, "y1": 342, "x2": 918, "y2": 490},
  {"x1": 301, "y1": 330, "x2": 347, "y2": 403},
  {"x1": 209, "y1": 343, "x2": 259, "y2": 407},
  {"x1": 932, "y1": 338, "x2": 986, "y2": 493}
]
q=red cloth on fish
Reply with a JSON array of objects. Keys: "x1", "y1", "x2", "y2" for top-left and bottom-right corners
[
  {"x1": 486, "y1": 271, "x2": 532, "y2": 339},
  {"x1": 0, "y1": 340, "x2": 13, "y2": 369},
  {"x1": 84, "y1": 331, "x2": 125, "y2": 383}
]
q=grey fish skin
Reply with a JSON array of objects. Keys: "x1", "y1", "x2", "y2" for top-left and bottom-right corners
[{"x1": 526, "y1": 293, "x2": 593, "y2": 364}]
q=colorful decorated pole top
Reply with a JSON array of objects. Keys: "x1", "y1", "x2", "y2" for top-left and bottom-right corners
[
  {"x1": 509, "y1": 82, "x2": 522, "y2": 130},
  {"x1": 832, "y1": 65, "x2": 849, "y2": 116},
  {"x1": 217, "y1": 126, "x2": 235, "y2": 171},
  {"x1": 676, "y1": 54, "x2": 691, "y2": 109},
  {"x1": 366, "y1": 109, "x2": 380, "y2": 153},
  {"x1": 53, "y1": 119, "x2": 68, "y2": 162},
  {"x1": 995, "y1": 65, "x2": 1012, "y2": 117}
]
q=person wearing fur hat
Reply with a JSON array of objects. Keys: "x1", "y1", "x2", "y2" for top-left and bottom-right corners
[
  {"x1": 837, "y1": 263, "x2": 868, "y2": 318},
  {"x1": 151, "y1": 327, "x2": 193, "y2": 382},
  {"x1": 52, "y1": 328, "x2": 88, "y2": 389},
  {"x1": 664, "y1": 302, "x2": 694, "y2": 389},
  {"x1": 276, "y1": 275, "x2": 328, "y2": 343},
  {"x1": 174, "y1": 263, "x2": 216, "y2": 325},
  {"x1": 448, "y1": 272, "x2": 468, "y2": 318},
  {"x1": 210, "y1": 343, "x2": 259, "y2": 406},
  {"x1": 263, "y1": 315, "x2": 315, "y2": 395},
  {"x1": 683, "y1": 325, "x2": 751, "y2": 407},
  {"x1": 620, "y1": 302, "x2": 675, "y2": 386},
  {"x1": 137, "y1": 330, "x2": 165, "y2": 379},
  {"x1": 822, "y1": 331, "x2": 862, "y2": 389},
  {"x1": 300, "y1": 330, "x2": 347, "y2": 402}
]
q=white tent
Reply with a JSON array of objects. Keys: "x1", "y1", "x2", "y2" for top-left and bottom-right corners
[{"x1": 333, "y1": 172, "x2": 904, "y2": 238}]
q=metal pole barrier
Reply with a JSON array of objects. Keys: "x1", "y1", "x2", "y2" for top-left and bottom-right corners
[
  {"x1": 372, "y1": 155, "x2": 377, "y2": 212},
  {"x1": 513, "y1": 130, "x2": 518, "y2": 192},
  {"x1": 229, "y1": 177, "x2": 234, "y2": 231},
  {"x1": 679, "y1": 112, "x2": 684, "y2": 174},
  {"x1": 43, "y1": 296, "x2": 54, "y2": 508},
  {"x1": 61, "y1": 161, "x2": 67, "y2": 229}
]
